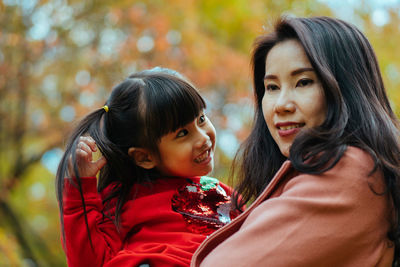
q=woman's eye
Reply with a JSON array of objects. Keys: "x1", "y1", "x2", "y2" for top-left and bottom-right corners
[
  {"x1": 176, "y1": 129, "x2": 188, "y2": 138},
  {"x1": 296, "y1": 79, "x2": 313, "y2": 87},
  {"x1": 265, "y1": 84, "x2": 279, "y2": 91},
  {"x1": 198, "y1": 115, "x2": 206, "y2": 124}
]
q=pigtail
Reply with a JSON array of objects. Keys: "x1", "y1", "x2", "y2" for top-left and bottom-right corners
[{"x1": 55, "y1": 107, "x2": 107, "y2": 251}]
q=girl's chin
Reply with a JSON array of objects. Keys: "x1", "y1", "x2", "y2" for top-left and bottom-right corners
[
  {"x1": 205, "y1": 165, "x2": 214, "y2": 175},
  {"x1": 197, "y1": 164, "x2": 214, "y2": 176}
]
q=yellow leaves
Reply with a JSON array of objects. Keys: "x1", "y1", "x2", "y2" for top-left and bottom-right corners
[
  {"x1": 6, "y1": 33, "x2": 21, "y2": 46},
  {"x1": 0, "y1": 228, "x2": 23, "y2": 267}
]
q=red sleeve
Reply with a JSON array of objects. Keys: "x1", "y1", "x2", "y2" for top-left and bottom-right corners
[{"x1": 62, "y1": 177, "x2": 122, "y2": 267}]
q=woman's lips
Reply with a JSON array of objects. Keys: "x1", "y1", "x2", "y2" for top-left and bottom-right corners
[{"x1": 276, "y1": 123, "x2": 305, "y2": 137}]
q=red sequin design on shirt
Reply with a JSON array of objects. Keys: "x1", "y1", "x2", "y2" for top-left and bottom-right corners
[{"x1": 171, "y1": 177, "x2": 238, "y2": 235}]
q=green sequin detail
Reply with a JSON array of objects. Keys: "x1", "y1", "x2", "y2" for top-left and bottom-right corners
[{"x1": 200, "y1": 176, "x2": 219, "y2": 191}]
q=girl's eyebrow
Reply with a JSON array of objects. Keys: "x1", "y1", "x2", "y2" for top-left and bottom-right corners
[{"x1": 264, "y1": 67, "x2": 315, "y2": 80}]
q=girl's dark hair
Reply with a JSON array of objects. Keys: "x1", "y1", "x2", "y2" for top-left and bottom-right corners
[
  {"x1": 56, "y1": 68, "x2": 206, "y2": 246},
  {"x1": 232, "y1": 16, "x2": 400, "y2": 265}
]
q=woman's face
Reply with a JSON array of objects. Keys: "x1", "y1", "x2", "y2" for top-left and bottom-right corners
[{"x1": 262, "y1": 39, "x2": 327, "y2": 157}]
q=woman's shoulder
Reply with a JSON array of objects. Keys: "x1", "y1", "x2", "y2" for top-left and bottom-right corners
[
  {"x1": 340, "y1": 146, "x2": 375, "y2": 165},
  {"x1": 296, "y1": 146, "x2": 385, "y2": 195},
  {"x1": 327, "y1": 146, "x2": 377, "y2": 178},
  {"x1": 284, "y1": 146, "x2": 383, "y2": 195}
]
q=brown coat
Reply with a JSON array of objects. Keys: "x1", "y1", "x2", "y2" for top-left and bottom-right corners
[{"x1": 192, "y1": 147, "x2": 394, "y2": 267}]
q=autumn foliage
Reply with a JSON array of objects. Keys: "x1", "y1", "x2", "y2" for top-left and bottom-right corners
[{"x1": 1, "y1": 0, "x2": 399, "y2": 265}]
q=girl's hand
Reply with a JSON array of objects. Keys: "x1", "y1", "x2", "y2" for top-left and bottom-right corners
[{"x1": 68, "y1": 136, "x2": 107, "y2": 178}]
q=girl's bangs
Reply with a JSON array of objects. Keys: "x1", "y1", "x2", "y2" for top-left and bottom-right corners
[{"x1": 144, "y1": 76, "x2": 206, "y2": 140}]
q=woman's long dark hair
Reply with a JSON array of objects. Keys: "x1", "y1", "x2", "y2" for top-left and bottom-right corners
[
  {"x1": 232, "y1": 16, "x2": 400, "y2": 265},
  {"x1": 56, "y1": 68, "x2": 206, "y2": 247}
]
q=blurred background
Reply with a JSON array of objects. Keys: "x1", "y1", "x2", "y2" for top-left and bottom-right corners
[{"x1": 1, "y1": 0, "x2": 400, "y2": 266}]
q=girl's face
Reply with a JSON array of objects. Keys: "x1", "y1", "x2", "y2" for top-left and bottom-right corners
[
  {"x1": 262, "y1": 39, "x2": 327, "y2": 157},
  {"x1": 156, "y1": 112, "x2": 216, "y2": 177}
]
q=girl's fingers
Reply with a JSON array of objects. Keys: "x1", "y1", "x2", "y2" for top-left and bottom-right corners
[
  {"x1": 77, "y1": 142, "x2": 92, "y2": 154},
  {"x1": 66, "y1": 136, "x2": 103, "y2": 178},
  {"x1": 77, "y1": 138, "x2": 96, "y2": 162},
  {"x1": 77, "y1": 143, "x2": 93, "y2": 161},
  {"x1": 79, "y1": 136, "x2": 97, "y2": 152},
  {"x1": 76, "y1": 149, "x2": 90, "y2": 162}
]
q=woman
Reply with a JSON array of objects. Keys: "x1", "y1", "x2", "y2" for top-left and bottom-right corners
[{"x1": 191, "y1": 16, "x2": 400, "y2": 266}]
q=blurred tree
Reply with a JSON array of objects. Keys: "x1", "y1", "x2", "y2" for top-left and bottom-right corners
[{"x1": 0, "y1": 0, "x2": 398, "y2": 265}]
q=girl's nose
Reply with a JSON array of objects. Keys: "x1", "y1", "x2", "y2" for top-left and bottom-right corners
[
  {"x1": 195, "y1": 129, "x2": 212, "y2": 150},
  {"x1": 274, "y1": 89, "x2": 296, "y2": 114}
]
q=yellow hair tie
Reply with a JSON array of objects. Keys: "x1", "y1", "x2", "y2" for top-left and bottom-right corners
[{"x1": 102, "y1": 105, "x2": 109, "y2": 112}]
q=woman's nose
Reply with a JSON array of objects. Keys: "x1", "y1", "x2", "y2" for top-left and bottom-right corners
[{"x1": 274, "y1": 89, "x2": 296, "y2": 114}]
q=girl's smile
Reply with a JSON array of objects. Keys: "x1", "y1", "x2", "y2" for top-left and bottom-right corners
[
  {"x1": 156, "y1": 113, "x2": 216, "y2": 177},
  {"x1": 194, "y1": 144, "x2": 213, "y2": 164}
]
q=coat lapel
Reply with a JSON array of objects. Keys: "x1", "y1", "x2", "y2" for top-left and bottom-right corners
[{"x1": 246, "y1": 160, "x2": 292, "y2": 209}]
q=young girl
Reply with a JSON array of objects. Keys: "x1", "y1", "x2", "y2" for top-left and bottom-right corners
[{"x1": 56, "y1": 68, "x2": 239, "y2": 267}]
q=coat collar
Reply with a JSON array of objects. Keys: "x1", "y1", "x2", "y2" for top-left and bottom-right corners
[
  {"x1": 191, "y1": 160, "x2": 294, "y2": 267},
  {"x1": 244, "y1": 160, "x2": 293, "y2": 211}
]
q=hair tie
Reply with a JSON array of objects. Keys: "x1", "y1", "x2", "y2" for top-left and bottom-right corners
[{"x1": 102, "y1": 105, "x2": 109, "y2": 112}]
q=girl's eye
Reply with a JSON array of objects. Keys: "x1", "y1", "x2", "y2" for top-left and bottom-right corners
[
  {"x1": 265, "y1": 84, "x2": 279, "y2": 91},
  {"x1": 198, "y1": 114, "x2": 206, "y2": 124},
  {"x1": 296, "y1": 79, "x2": 313, "y2": 87},
  {"x1": 176, "y1": 129, "x2": 188, "y2": 138}
]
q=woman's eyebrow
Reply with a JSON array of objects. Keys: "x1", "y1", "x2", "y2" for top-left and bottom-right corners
[
  {"x1": 264, "y1": 74, "x2": 277, "y2": 80},
  {"x1": 264, "y1": 67, "x2": 314, "y2": 80},
  {"x1": 291, "y1": 67, "x2": 314, "y2": 76}
]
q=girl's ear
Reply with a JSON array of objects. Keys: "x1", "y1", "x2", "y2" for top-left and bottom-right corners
[{"x1": 128, "y1": 147, "x2": 157, "y2": 169}]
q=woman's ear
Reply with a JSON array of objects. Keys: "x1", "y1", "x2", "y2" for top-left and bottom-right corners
[{"x1": 128, "y1": 147, "x2": 157, "y2": 169}]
